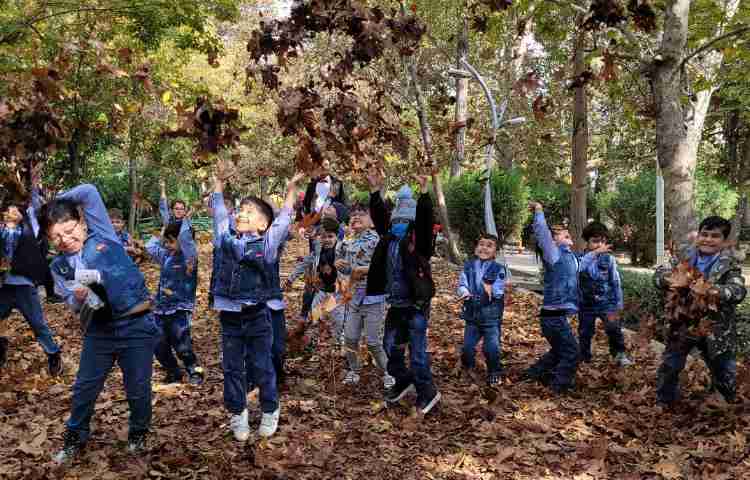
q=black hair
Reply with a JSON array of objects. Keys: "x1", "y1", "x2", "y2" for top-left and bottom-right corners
[
  {"x1": 478, "y1": 232, "x2": 499, "y2": 247},
  {"x1": 172, "y1": 199, "x2": 187, "y2": 209},
  {"x1": 108, "y1": 208, "x2": 124, "y2": 220},
  {"x1": 699, "y1": 216, "x2": 731, "y2": 239},
  {"x1": 320, "y1": 216, "x2": 340, "y2": 234},
  {"x1": 163, "y1": 222, "x2": 182, "y2": 240},
  {"x1": 582, "y1": 221, "x2": 609, "y2": 241},
  {"x1": 239, "y1": 196, "x2": 275, "y2": 230},
  {"x1": 350, "y1": 202, "x2": 369, "y2": 214},
  {"x1": 38, "y1": 199, "x2": 80, "y2": 237}
]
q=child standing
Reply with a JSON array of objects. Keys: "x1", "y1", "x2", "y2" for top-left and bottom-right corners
[
  {"x1": 109, "y1": 208, "x2": 138, "y2": 256},
  {"x1": 211, "y1": 161, "x2": 303, "y2": 441},
  {"x1": 0, "y1": 183, "x2": 62, "y2": 376},
  {"x1": 578, "y1": 222, "x2": 633, "y2": 366},
  {"x1": 654, "y1": 217, "x2": 746, "y2": 405},
  {"x1": 145, "y1": 220, "x2": 203, "y2": 385},
  {"x1": 44, "y1": 184, "x2": 160, "y2": 463},
  {"x1": 336, "y1": 203, "x2": 394, "y2": 389},
  {"x1": 457, "y1": 233, "x2": 507, "y2": 386},
  {"x1": 159, "y1": 179, "x2": 189, "y2": 227}
]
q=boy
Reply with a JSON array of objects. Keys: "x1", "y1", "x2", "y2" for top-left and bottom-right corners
[
  {"x1": 367, "y1": 171, "x2": 440, "y2": 414},
  {"x1": 145, "y1": 220, "x2": 203, "y2": 385},
  {"x1": 0, "y1": 186, "x2": 62, "y2": 376},
  {"x1": 336, "y1": 202, "x2": 394, "y2": 389},
  {"x1": 159, "y1": 179, "x2": 189, "y2": 227},
  {"x1": 108, "y1": 208, "x2": 139, "y2": 256},
  {"x1": 457, "y1": 233, "x2": 507, "y2": 386},
  {"x1": 578, "y1": 222, "x2": 632, "y2": 367},
  {"x1": 521, "y1": 202, "x2": 598, "y2": 394},
  {"x1": 211, "y1": 160, "x2": 303, "y2": 441},
  {"x1": 654, "y1": 217, "x2": 746, "y2": 406}
]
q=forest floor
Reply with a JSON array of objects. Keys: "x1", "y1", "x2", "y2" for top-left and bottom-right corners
[{"x1": 0, "y1": 236, "x2": 749, "y2": 479}]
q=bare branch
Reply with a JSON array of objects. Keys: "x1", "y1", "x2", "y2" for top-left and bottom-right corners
[{"x1": 679, "y1": 25, "x2": 750, "y2": 69}]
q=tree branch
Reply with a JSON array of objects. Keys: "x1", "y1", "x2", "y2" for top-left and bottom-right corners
[{"x1": 679, "y1": 25, "x2": 750, "y2": 69}]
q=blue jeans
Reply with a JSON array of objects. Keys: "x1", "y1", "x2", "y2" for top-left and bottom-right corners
[
  {"x1": 578, "y1": 311, "x2": 625, "y2": 360},
  {"x1": 461, "y1": 299, "x2": 504, "y2": 375},
  {"x1": 66, "y1": 312, "x2": 160, "y2": 442},
  {"x1": 0, "y1": 284, "x2": 60, "y2": 355},
  {"x1": 154, "y1": 310, "x2": 198, "y2": 375},
  {"x1": 248, "y1": 308, "x2": 286, "y2": 385},
  {"x1": 383, "y1": 306, "x2": 436, "y2": 402},
  {"x1": 220, "y1": 306, "x2": 278, "y2": 414},
  {"x1": 656, "y1": 335, "x2": 736, "y2": 404},
  {"x1": 525, "y1": 311, "x2": 579, "y2": 391}
]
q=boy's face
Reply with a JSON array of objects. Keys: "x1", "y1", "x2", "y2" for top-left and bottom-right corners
[
  {"x1": 349, "y1": 209, "x2": 370, "y2": 233},
  {"x1": 475, "y1": 238, "x2": 497, "y2": 260},
  {"x1": 236, "y1": 204, "x2": 269, "y2": 235},
  {"x1": 164, "y1": 236, "x2": 180, "y2": 253},
  {"x1": 173, "y1": 202, "x2": 187, "y2": 220},
  {"x1": 586, "y1": 235, "x2": 606, "y2": 251},
  {"x1": 697, "y1": 227, "x2": 725, "y2": 255},
  {"x1": 48, "y1": 219, "x2": 86, "y2": 254},
  {"x1": 2, "y1": 206, "x2": 22, "y2": 225},
  {"x1": 322, "y1": 205, "x2": 337, "y2": 220},
  {"x1": 553, "y1": 228, "x2": 573, "y2": 247},
  {"x1": 111, "y1": 217, "x2": 125, "y2": 233},
  {"x1": 319, "y1": 230, "x2": 338, "y2": 249}
]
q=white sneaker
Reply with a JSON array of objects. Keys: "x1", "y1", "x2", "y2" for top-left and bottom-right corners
[
  {"x1": 614, "y1": 352, "x2": 634, "y2": 367},
  {"x1": 343, "y1": 370, "x2": 361, "y2": 385},
  {"x1": 258, "y1": 407, "x2": 280, "y2": 438},
  {"x1": 383, "y1": 374, "x2": 396, "y2": 390},
  {"x1": 230, "y1": 409, "x2": 250, "y2": 441}
]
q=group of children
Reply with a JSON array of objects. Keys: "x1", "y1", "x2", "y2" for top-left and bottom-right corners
[{"x1": 0, "y1": 164, "x2": 746, "y2": 466}]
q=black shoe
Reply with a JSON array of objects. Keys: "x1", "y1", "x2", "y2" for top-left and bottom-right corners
[
  {"x1": 46, "y1": 294, "x2": 64, "y2": 305},
  {"x1": 0, "y1": 337, "x2": 8, "y2": 369},
  {"x1": 487, "y1": 373, "x2": 501, "y2": 387},
  {"x1": 416, "y1": 386, "x2": 441, "y2": 415},
  {"x1": 187, "y1": 367, "x2": 204, "y2": 385},
  {"x1": 127, "y1": 430, "x2": 148, "y2": 453},
  {"x1": 52, "y1": 429, "x2": 85, "y2": 465},
  {"x1": 385, "y1": 379, "x2": 416, "y2": 403},
  {"x1": 164, "y1": 370, "x2": 184, "y2": 384},
  {"x1": 48, "y1": 352, "x2": 63, "y2": 376},
  {"x1": 579, "y1": 354, "x2": 592, "y2": 364}
]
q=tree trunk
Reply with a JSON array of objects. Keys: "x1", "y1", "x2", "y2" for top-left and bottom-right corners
[
  {"x1": 733, "y1": 126, "x2": 750, "y2": 241},
  {"x1": 570, "y1": 30, "x2": 589, "y2": 250},
  {"x1": 653, "y1": 0, "x2": 740, "y2": 250},
  {"x1": 259, "y1": 176, "x2": 268, "y2": 201},
  {"x1": 451, "y1": 18, "x2": 469, "y2": 178},
  {"x1": 127, "y1": 121, "x2": 141, "y2": 235}
]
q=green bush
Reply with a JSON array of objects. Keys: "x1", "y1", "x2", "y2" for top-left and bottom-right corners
[
  {"x1": 619, "y1": 268, "x2": 663, "y2": 329},
  {"x1": 443, "y1": 168, "x2": 529, "y2": 253},
  {"x1": 695, "y1": 169, "x2": 739, "y2": 220},
  {"x1": 528, "y1": 181, "x2": 571, "y2": 228}
]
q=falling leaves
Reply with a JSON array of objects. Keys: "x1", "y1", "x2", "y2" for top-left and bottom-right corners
[{"x1": 663, "y1": 261, "x2": 721, "y2": 335}]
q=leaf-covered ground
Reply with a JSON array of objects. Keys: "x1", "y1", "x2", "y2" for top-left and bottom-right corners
[{"x1": 1, "y1": 237, "x2": 749, "y2": 479}]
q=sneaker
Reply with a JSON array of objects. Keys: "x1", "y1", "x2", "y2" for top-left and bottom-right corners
[
  {"x1": 579, "y1": 354, "x2": 593, "y2": 364},
  {"x1": 416, "y1": 388, "x2": 441, "y2": 415},
  {"x1": 127, "y1": 430, "x2": 148, "y2": 453},
  {"x1": 343, "y1": 370, "x2": 360, "y2": 385},
  {"x1": 0, "y1": 337, "x2": 8, "y2": 369},
  {"x1": 385, "y1": 380, "x2": 416, "y2": 403},
  {"x1": 383, "y1": 374, "x2": 396, "y2": 390},
  {"x1": 614, "y1": 352, "x2": 634, "y2": 367},
  {"x1": 258, "y1": 407, "x2": 280, "y2": 438},
  {"x1": 164, "y1": 370, "x2": 184, "y2": 384},
  {"x1": 52, "y1": 429, "x2": 85, "y2": 465},
  {"x1": 187, "y1": 366, "x2": 205, "y2": 385},
  {"x1": 230, "y1": 409, "x2": 250, "y2": 441},
  {"x1": 487, "y1": 373, "x2": 501, "y2": 387},
  {"x1": 48, "y1": 352, "x2": 63, "y2": 377}
]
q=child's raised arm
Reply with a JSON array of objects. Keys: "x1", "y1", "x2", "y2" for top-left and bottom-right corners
[
  {"x1": 159, "y1": 179, "x2": 170, "y2": 225},
  {"x1": 56, "y1": 184, "x2": 119, "y2": 244},
  {"x1": 145, "y1": 234, "x2": 167, "y2": 265},
  {"x1": 529, "y1": 202, "x2": 559, "y2": 266},
  {"x1": 265, "y1": 173, "x2": 305, "y2": 263}
]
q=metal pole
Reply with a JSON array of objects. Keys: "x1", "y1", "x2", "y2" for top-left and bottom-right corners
[{"x1": 656, "y1": 159, "x2": 665, "y2": 265}]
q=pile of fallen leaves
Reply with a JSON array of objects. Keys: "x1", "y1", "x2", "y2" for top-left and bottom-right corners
[
  {"x1": 0, "y1": 237, "x2": 748, "y2": 479},
  {"x1": 663, "y1": 261, "x2": 720, "y2": 336}
]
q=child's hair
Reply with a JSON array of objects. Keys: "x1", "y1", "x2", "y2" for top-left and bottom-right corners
[
  {"x1": 38, "y1": 199, "x2": 80, "y2": 236},
  {"x1": 478, "y1": 232, "x2": 499, "y2": 248},
  {"x1": 172, "y1": 199, "x2": 187, "y2": 210},
  {"x1": 163, "y1": 222, "x2": 182, "y2": 241},
  {"x1": 320, "y1": 217, "x2": 340, "y2": 234},
  {"x1": 699, "y1": 216, "x2": 732, "y2": 239},
  {"x1": 582, "y1": 221, "x2": 609, "y2": 241},
  {"x1": 350, "y1": 202, "x2": 369, "y2": 214},
  {"x1": 550, "y1": 224, "x2": 568, "y2": 235},
  {"x1": 239, "y1": 196, "x2": 275, "y2": 229},
  {"x1": 108, "y1": 208, "x2": 124, "y2": 221}
]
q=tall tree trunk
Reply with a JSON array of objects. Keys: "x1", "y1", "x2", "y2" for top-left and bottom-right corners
[
  {"x1": 570, "y1": 31, "x2": 589, "y2": 250},
  {"x1": 259, "y1": 176, "x2": 268, "y2": 201},
  {"x1": 127, "y1": 122, "x2": 141, "y2": 235},
  {"x1": 451, "y1": 18, "x2": 469, "y2": 178},
  {"x1": 732, "y1": 127, "x2": 750, "y2": 242},
  {"x1": 653, "y1": 0, "x2": 740, "y2": 250}
]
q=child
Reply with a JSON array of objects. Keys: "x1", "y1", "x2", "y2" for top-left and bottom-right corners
[
  {"x1": 521, "y1": 202, "x2": 597, "y2": 394},
  {"x1": 367, "y1": 171, "x2": 440, "y2": 414},
  {"x1": 457, "y1": 233, "x2": 507, "y2": 386},
  {"x1": 145, "y1": 220, "x2": 203, "y2": 385},
  {"x1": 211, "y1": 161, "x2": 303, "y2": 441},
  {"x1": 336, "y1": 202, "x2": 394, "y2": 389},
  {"x1": 43, "y1": 184, "x2": 160, "y2": 463},
  {"x1": 108, "y1": 208, "x2": 139, "y2": 257},
  {"x1": 285, "y1": 217, "x2": 345, "y2": 342},
  {"x1": 654, "y1": 217, "x2": 746, "y2": 406},
  {"x1": 578, "y1": 222, "x2": 632, "y2": 366},
  {"x1": 159, "y1": 179, "x2": 189, "y2": 227},
  {"x1": 0, "y1": 184, "x2": 62, "y2": 376}
]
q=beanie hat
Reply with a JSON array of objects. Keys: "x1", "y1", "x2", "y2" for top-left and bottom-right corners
[{"x1": 390, "y1": 186, "x2": 417, "y2": 223}]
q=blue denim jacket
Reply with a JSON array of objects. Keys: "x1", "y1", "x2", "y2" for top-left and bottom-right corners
[
  {"x1": 213, "y1": 235, "x2": 272, "y2": 302},
  {"x1": 579, "y1": 253, "x2": 623, "y2": 313},
  {"x1": 532, "y1": 211, "x2": 581, "y2": 313},
  {"x1": 145, "y1": 221, "x2": 198, "y2": 314},
  {"x1": 458, "y1": 258, "x2": 506, "y2": 324},
  {"x1": 51, "y1": 234, "x2": 150, "y2": 317}
]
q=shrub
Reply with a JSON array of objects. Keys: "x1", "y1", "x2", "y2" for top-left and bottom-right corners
[
  {"x1": 528, "y1": 181, "x2": 571, "y2": 228},
  {"x1": 619, "y1": 268, "x2": 663, "y2": 330},
  {"x1": 443, "y1": 168, "x2": 529, "y2": 254}
]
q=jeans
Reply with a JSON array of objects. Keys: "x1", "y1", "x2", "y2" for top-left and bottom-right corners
[
  {"x1": 656, "y1": 335, "x2": 737, "y2": 404},
  {"x1": 578, "y1": 311, "x2": 625, "y2": 360},
  {"x1": 154, "y1": 310, "x2": 198, "y2": 375},
  {"x1": 525, "y1": 310, "x2": 579, "y2": 391},
  {"x1": 344, "y1": 301, "x2": 387, "y2": 373},
  {"x1": 270, "y1": 308, "x2": 286, "y2": 380},
  {"x1": 383, "y1": 306, "x2": 436, "y2": 402},
  {"x1": 461, "y1": 300, "x2": 504, "y2": 376},
  {"x1": 0, "y1": 284, "x2": 60, "y2": 355},
  {"x1": 66, "y1": 312, "x2": 160, "y2": 442},
  {"x1": 220, "y1": 306, "x2": 278, "y2": 414}
]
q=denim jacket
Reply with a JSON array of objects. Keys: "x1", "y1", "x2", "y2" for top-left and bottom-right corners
[
  {"x1": 146, "y1": 221, "x2": 198, "y2": 314},
  {"x1": 579, "y1": 253, "x2": 623, "y2": 314},
  {"x1": 457, "y1": 258, "x2": 506, "y2": 324}
]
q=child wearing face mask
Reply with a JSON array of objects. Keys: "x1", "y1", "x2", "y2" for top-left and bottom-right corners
[
  {"x1": 457, "y1": 233, "x2": 507, "y2": 386},
  {"x1": 145, "y1": 220, "x2": 203, "y2": 385}
]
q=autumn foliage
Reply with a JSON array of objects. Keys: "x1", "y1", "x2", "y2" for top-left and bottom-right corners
[{"x1": 663, "y1": 261, "x2": 720, "y2": 336}]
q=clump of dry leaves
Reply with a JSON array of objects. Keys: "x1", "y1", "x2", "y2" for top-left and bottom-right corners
[{"x1": 663, "y1": 261, "x2": 720, "y2": 336}]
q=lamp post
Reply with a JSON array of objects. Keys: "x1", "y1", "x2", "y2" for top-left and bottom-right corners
[{"x1": 656, "y1": 158, "x2": 665, "y2": 265}]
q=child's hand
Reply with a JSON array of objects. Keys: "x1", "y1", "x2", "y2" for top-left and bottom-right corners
[
  {"x1": 334, "y1": 259, "x2": 349, "y2": 271},
  {"x1": 483, "y1": 282, "x2": 493, "y2": 297},
  {"x1": 416, "y1": 175, "x2": 429, "y2": 193},
  {"x1": 528, "y1": 202, "x2": 542, "y2": 212},
  {"x1": 73, "y1": 287, "x2": 89, "y2": 302},
  {"x1": 686, "y1": 230, "x2": 698, "y2": 245},
  {"x1": 366, "y1": 167, "x2": 384, "y2": 192},
  {"x1": 592, "y1": 243, "x2": 612, "y2": 255},
  {"x1": 288, "y1": 172, "x2": 305, "y2": 187},
  {"x1": 457, "y1": 292, "x2": 471, "y2": 301}
]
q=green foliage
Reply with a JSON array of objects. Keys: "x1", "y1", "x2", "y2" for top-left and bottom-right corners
[
  {"x1": 619, "y1": 269, "x2": 663, "y2": 329},
  {"x1": 694, "y1": 169, "x2": 739, "y2": 220},
  {"x1": 528, "y1": 181, "x2": 571, "y2": 227},
  {"x1": 444, "y1": 169, "x2": 529, "y2": 253}
]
